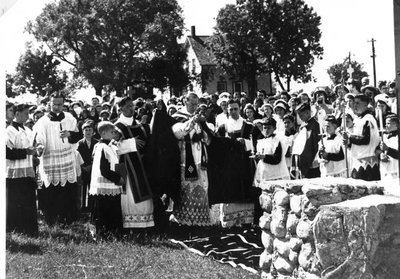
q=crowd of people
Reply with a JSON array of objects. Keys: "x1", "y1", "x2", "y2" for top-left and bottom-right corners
[{"x1": 5, "y1": 77, "x2": 399, "y2": 238}]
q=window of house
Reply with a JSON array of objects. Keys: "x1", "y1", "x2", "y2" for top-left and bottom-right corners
[
  {"x1": 233, "y1": 81, "x2": 243, "y2": 93},
  {"x1": 192, "y1": 59, "x2": 196, "y2": 74},
  {"x1": 184, "y1": 60, "x2": 189, "y2": 72},
  {"x1": 217, "y1": 81, "x2": 227, "y2": 93}
]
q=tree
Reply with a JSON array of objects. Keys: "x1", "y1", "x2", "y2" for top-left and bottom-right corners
[
  {"x1": 27, "y1": 0, "x2": 186, "y2": 96},
  {"x1": 327, "y1": 58, "x2": 369, "y2": 85},
  {"x1": 6, "y1": 73, "x2": 16, "y2": 98},
  {"x1": 266, "y1": 0, "x2": 323, "y2": 91},
  {"x1": 207, "y1": 4, "x2": 269, "y2": 100},
  {"x1": 144, "y1": 47, "x2": 190, "y2": 95},
  {"x1": 207, "y1": 0, "x2": 323, "y2": 97},
  {"x1": 13, "y1": 43, "x2": 68, "y2": 97}
]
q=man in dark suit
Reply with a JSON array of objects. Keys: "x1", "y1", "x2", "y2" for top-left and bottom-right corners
[
  {"x1": 77, "y1": 120, "x2": 98, "y2": 212},
  {"x1": 293, "y1": 102, "x2": 321, "y2": 178}
]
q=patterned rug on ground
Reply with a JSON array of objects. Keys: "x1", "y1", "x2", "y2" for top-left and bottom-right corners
[{"x1": 169, "y1": 227, "x2": 263, "y2": 274}]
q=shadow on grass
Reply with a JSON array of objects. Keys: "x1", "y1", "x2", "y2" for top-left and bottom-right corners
[
  {"x1": 6, "y1": 235, "x2": 44, "y2": 255},
  {"x1": 39, "y1": 222, "x2": 94, "y2": 245}
]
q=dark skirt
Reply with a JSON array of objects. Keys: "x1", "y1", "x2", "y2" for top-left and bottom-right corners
[
  {"x1": 351, "y1": 163, "x2": 381, "y2": 181},
  {"x1": 90, "y1": 195, "x2": 122, "y2": 234},
  {"x1": 39, "y1": 182, "x2": 79, "y2": 225},
  {"x1": 6, "y1": 177, "x2": 38, "y2": 236}
]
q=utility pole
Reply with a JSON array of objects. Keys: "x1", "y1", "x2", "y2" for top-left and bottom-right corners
[{"x1": 368, "y1": 38, "x2": 377, "y2": 87}]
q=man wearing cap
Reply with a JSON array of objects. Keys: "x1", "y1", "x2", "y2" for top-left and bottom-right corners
[
  {"x1": 291, "y1": 102, "x2": 321, "y2": 178},
  {"x1": 361, "y1": 77, "x2": 370, "y2": 87},
  {"x1": 77, "y1": 121, "x2": 98, "y2": 211},
  {"x1": 114, "y1": 96, "x2": 154, "y2": 229},
  {"x1": 6, "y1": 103, "x2": 38, "y2": 236},
  {"x1": 33, "y1": 92, "x2": 82, "y2": 225},
  {"x1": 215, "y1": 96, "x2": 229, "y2": 131},
  {"x1": 99, "y1": 110, "x2": 110, "y2": 121},
  {"x1": 343, "y1": 94, "x2": 380, "y2": 181}
]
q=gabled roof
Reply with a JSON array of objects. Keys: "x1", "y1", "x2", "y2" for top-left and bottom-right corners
[{"x1": 186, "y1": 35, "x2": 216, "y2": 66}]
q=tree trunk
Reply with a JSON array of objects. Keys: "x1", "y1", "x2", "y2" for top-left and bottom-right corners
[
  {"x1": 286, "y1": 76, "x2": 291, "y2": 92},
  {"x1": 275, "y1": 74, "x2": 286, "y2": 91},
  {"x1": 246, "y1": 77, "x2": 257, "y2": 101},
  {"x1": 95, "y1": 86, "x2": 102, "y2": 96}
]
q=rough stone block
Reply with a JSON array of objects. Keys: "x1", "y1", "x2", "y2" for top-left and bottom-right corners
[
  {"x1": 302, "y1": 184, "x2": 332, "y2": 198},
  {"x1": 274, "y1": 256, "x2": 295, "y2": 274},
  {"x1": 289, "y1": 195, "x2": 303, "y2": 217},
  {"x1": 315, "y1": 195, "x2": 400, "y2": 279},
  {"x1": 308, "y1": 187, "x2": 343, "y2": 207},
  {"x1": 313, "y1": 208, "x2": 348, "y2": 270},
  {"x1": 286, "y1": 213, "x2": 299, "y2": 235},
  {"x1": 285, "y1": 182, "x2": 302, "y2": 194},
  {"x1": 336, "y1": 183, "x2": 354, "y2": 194},
  {"x1": 296, "y1": 219, "x2": 313, "y2": 240},
  {"x1": 259, "y1": 212, "x2": 272, "y2": 231},
  {"x1": 274, "y1": 190, "x2": 290, "y2": 206},
  {"x1": 271, "y1": 219, "x2": 287, "y2": 238},
  {"x1": 259, "y1": 193, "x2": 273, "y2": 213},
  {"x1": 298, "y1": 242, "x2": 314, "y2": 271},
  {"x1": 289, "y1": 237, "x2": 303, "y2": 252},
  {"x1": 274, "y1": 238, "x2": 290, "y2": 258},
  {"x1": 288, "y1": 250, "x2": 299, "y2": 265},
  {"x1": 302, "y1": 197, "x2": 319, "y2": 218},
  {"x1": 271, "y1": 207, "x2": 288, "y2": 238},
  {"x1": 261, "y1": 230, "x2": 274, "y2": 253},
  {"x1": 259, "y1": 249, "x2": 273, "y2": 271}
]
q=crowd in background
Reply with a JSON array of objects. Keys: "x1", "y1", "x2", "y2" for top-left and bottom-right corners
[{"x1": 5, "y1": 76, "x2": 399, "y2": 238}]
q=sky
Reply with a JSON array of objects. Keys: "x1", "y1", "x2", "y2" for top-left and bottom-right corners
[{"x1": 0, "y1": 0, "x2": 397, "y2": 92}]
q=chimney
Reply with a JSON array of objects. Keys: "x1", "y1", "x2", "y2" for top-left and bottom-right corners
[{"x1": 191, "y1": 26, "x2": 196, "y2": 37}]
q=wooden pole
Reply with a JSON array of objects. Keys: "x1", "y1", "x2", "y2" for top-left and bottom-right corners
[
  {"x1": 368, "y1": 39, "x2": 377, "y2": 87},
  {"x1": 393, "y1": 0, "x2": 400, "y2": 184}
]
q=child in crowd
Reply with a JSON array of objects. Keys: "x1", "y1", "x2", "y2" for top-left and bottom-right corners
[
  {"x1": 318, "y1": 115, "x2": 346, "y2": 177},
  {"x1": 77, "y1": 121, "x2": 98, "y2": 212},
  {"x1": 253, "y1": 118, "x2": 290, "y2": 187},
  {"x1": 282, "y1": 114, "x2": 297, "y2": 173},
  {"x1": 379, "y1": 114, "x2": 399, "y2": 180},
  {"x1": 89, "y1": 121, "x2": 124, "y2": 237}
]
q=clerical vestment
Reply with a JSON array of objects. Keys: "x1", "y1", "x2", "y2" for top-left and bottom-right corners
[{"x1": 115, "y1": 115, "x2": 154, "y2": 228}]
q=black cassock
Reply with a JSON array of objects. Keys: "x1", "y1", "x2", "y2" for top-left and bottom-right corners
[
  {"x1": 115, "y1": 121, "x2": 153, "y2": 203},
  {"x1": 146, "y1": 108, "x2": 181, "y2": 206},
  {"x1": 207, "y1": 122, "x2": 255, "y2": 205}
]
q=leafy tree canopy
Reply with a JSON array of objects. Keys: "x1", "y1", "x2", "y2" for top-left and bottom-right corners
[
  {"x1": 207, "y1": 0, "x2": 323, "y2": 97},
  {"x1": 11, "y1": 43, "x2": 67, "y2": 97},
  {"x1": 27, "y1": 0, "x2": 187, "y2": 96}
]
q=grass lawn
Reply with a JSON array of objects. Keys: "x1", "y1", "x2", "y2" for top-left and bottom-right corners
[{"x1": 6, "y1": 215, "x2": 260, "y2": 279}]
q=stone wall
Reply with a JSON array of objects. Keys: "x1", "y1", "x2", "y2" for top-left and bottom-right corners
[{"x1": 257, "y1": 178, "x2": 396, "y2": 279}]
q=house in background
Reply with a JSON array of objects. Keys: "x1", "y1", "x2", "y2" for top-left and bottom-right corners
[{"x1": 182, "y1": 26, "x2": 271, "y2": 98}]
